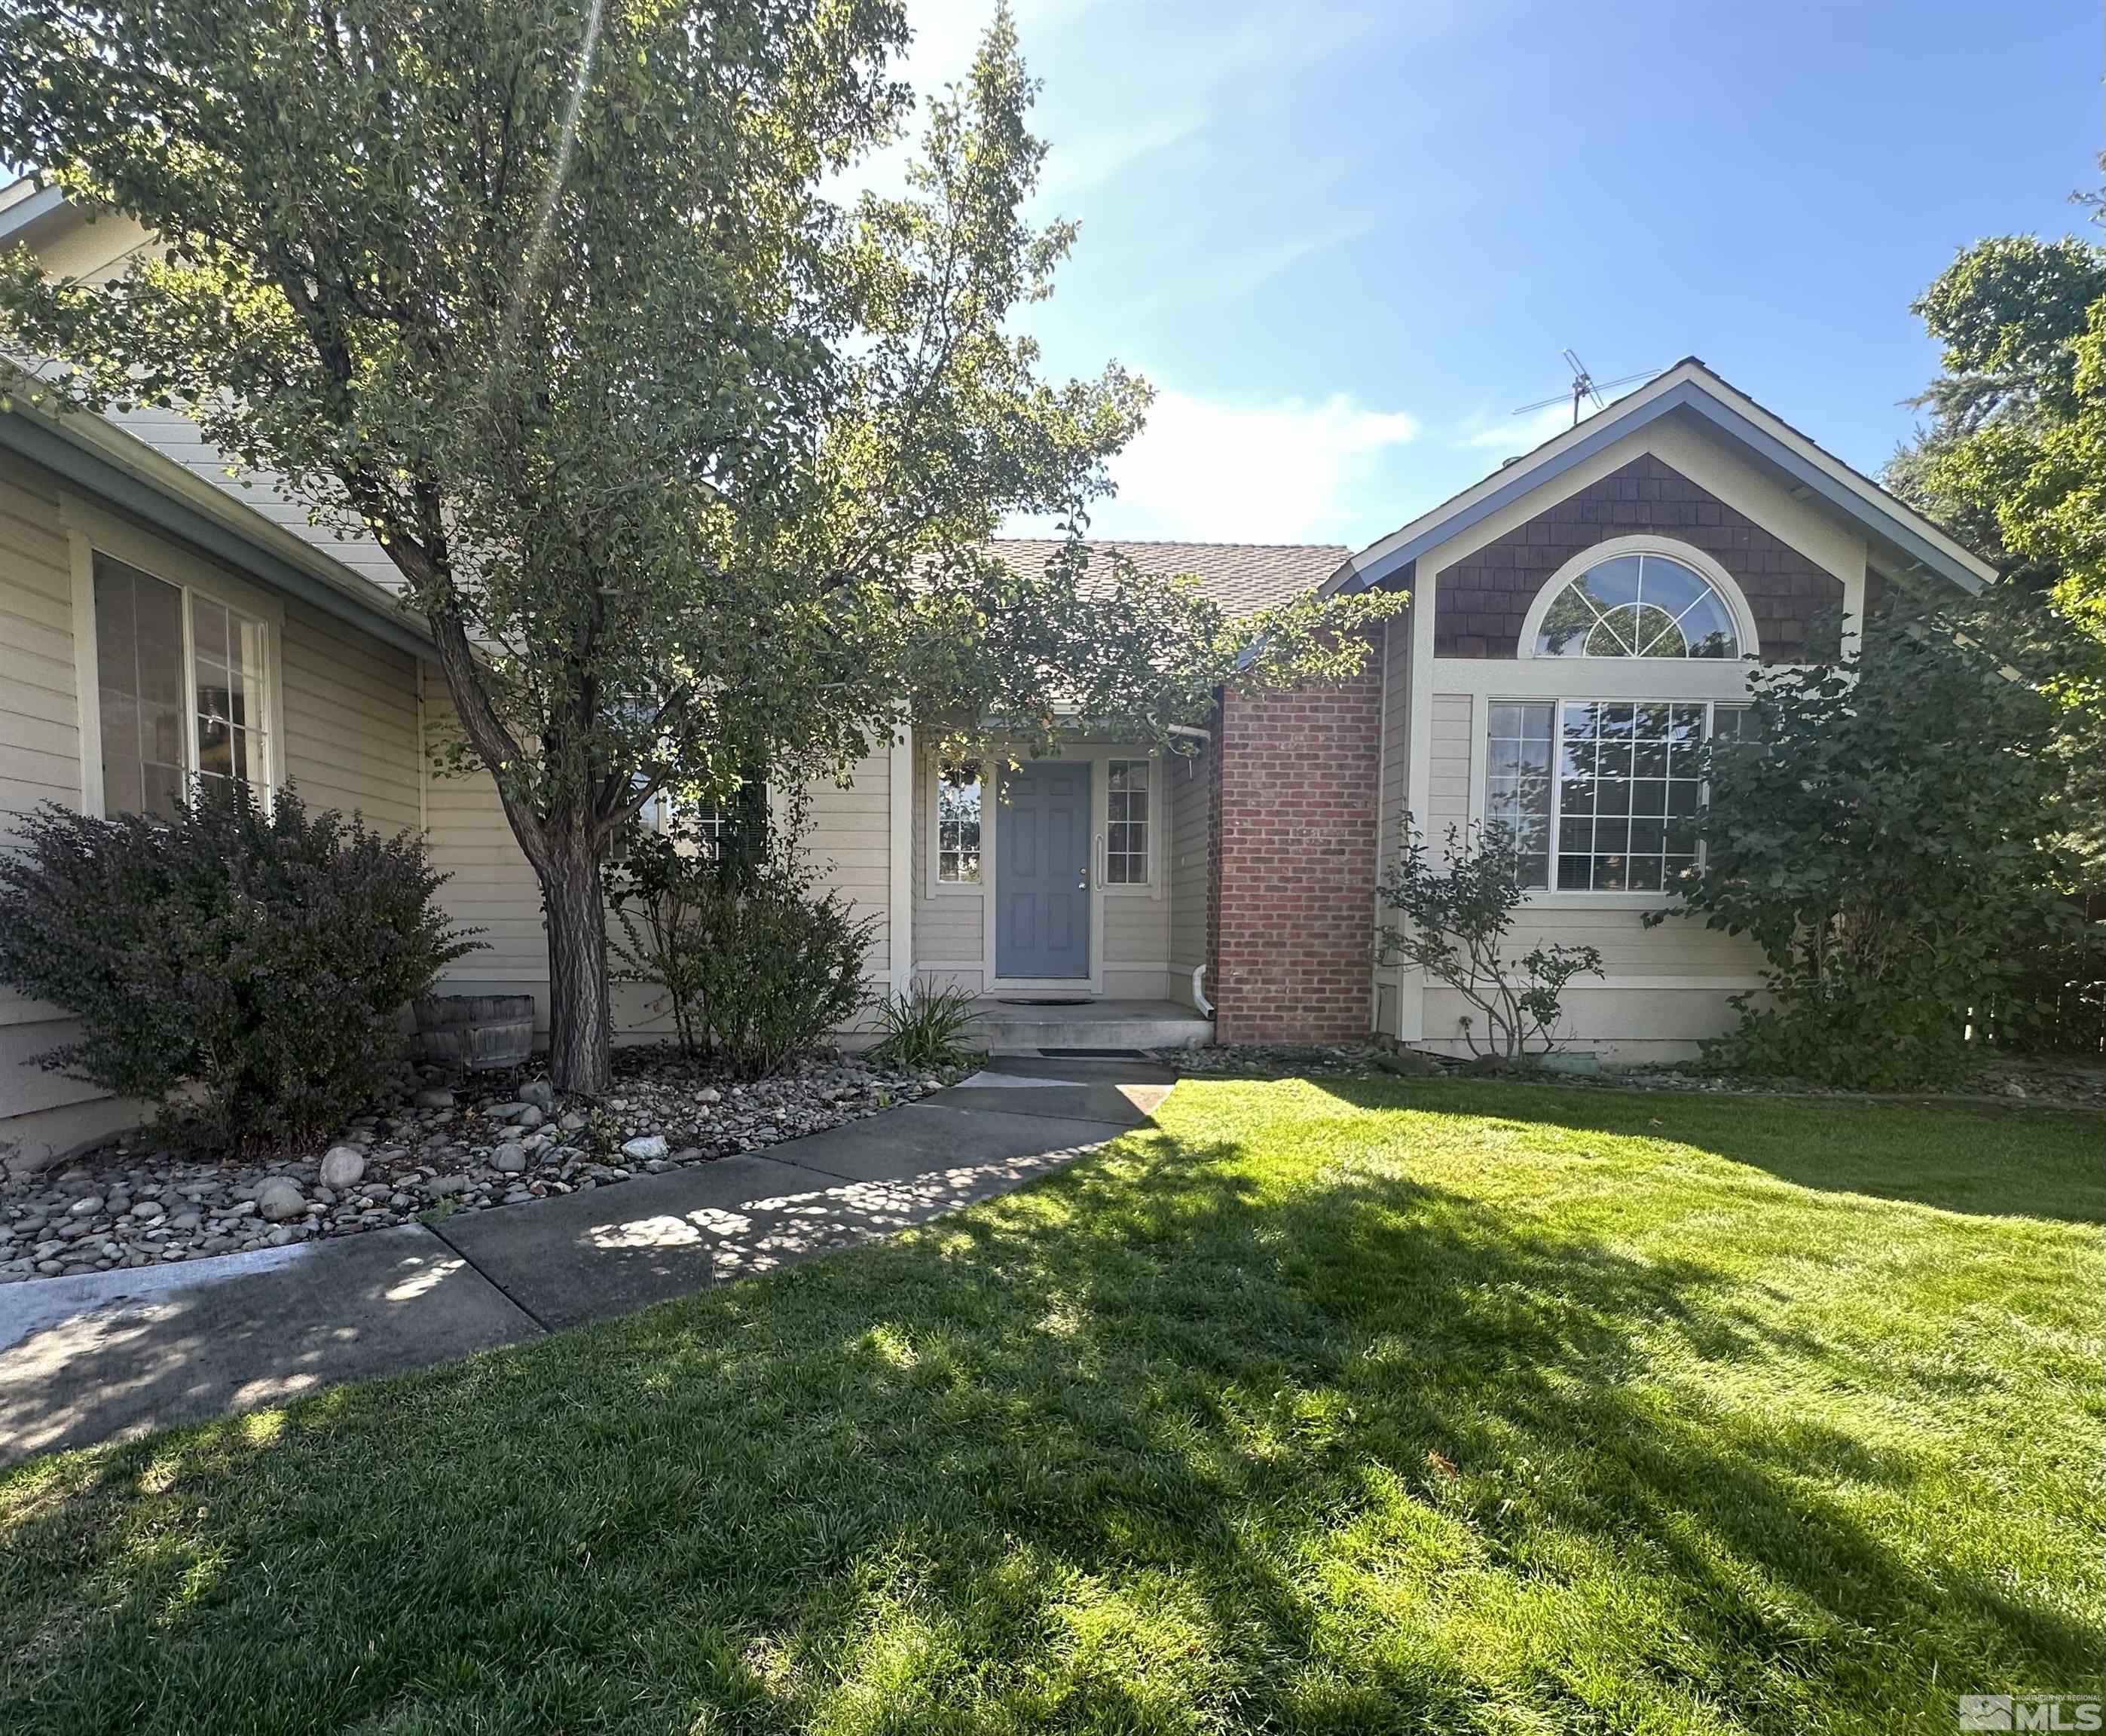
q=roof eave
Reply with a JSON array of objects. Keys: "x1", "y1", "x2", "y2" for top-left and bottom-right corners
[
  {"x1": 0, "y1": 376, "x2": 435, "y2": 660},
  {"x1": 1339, "y1": 361, "x2": 1994, "y2": 601}
]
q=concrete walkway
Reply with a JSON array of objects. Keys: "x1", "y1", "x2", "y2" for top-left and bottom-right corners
[{"x1": 0, "y1": 1056, "x2": 1171, "y2": 1466}]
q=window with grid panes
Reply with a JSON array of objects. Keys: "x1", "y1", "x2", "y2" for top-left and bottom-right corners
[
  {"x1": 1486, "y1": 700, "x2": 1747, "y2": 892},
  {"x1": 93, "y1": 553, "x2": 269, "y2": 821},
  {"x1": 1107, "y1": 759, "x2": 1150, "y2": 884},
  {"x1": 937, "y1": 763, "x2": 983, "y2": 882}
]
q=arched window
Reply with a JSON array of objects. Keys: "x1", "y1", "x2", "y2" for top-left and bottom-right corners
[{"x1": 1533, "y1": 551, "x2": 1742, "y2": 659}]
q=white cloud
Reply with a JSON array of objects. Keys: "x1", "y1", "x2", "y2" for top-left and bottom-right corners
[{"x1": 1043, "y1": 388, "x2": 1420, "y2": 543}]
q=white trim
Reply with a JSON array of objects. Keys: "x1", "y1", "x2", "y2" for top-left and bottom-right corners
[
  {"x1": 924, "y1": 750, "x2": 988, "y2": 900},
  {"x1": 1429, "y1": 656, "x2": 1759, "y2": 703},
  {"x1": 1482, "y1": 694, "x2": 1749, "y2": 904},
  {"x1": 886, "y1": 714, "x2": 913, "y2": 998},
  {"x1": 415, "y1": 660, "x2": 429, "y2": 836},
  {"x1": 1352, "y1": 367, "x2": 1696, "y2": 576},
  {"x1": 917, "y1": 738, "x2": 1172, "y2": 997},
  {"x1": 1368, "y1": 615, "x2": 1392, "y2": 1033},
  {"x1": 1398, "y1": 584, "x2": 1435, "y2": 1042},
  {"x1": 1340, "y1": 359, "x2": 1995, "y2": 593},
  {"x1": 1514, "y1": 535, "x2": 1762, "y2": 664},
  {"x1": 65, "y1": 520, "x2": 101, "y2": 815},
  {"x1": 1103, "y1": 752, "x2": 1160, "y2": 896}
]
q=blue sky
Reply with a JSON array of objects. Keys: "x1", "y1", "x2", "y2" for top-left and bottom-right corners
[{"x1": 888, "y1": 0, "x2": 2101, "y2": 548}]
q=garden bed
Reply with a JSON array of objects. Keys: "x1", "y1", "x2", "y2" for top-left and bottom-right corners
[
  {"x1": 0, "y1": 1046, "x2": 965, "y2": 1285},
  {"x1": 1156, "y1": 1041, "x2": 2106, "y2": 1111}
]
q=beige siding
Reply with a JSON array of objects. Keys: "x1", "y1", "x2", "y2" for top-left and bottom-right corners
[
  {"x1": 1166, "y1": 743, "x2": 1211, "y2": 1004},
  {"x1": 912, "y1": 752, "x2": 984, "y2": 984},
  {"x1": 1376, "y1": 614, "x2": 1411, "y2": 867},
  {"x1": 1413, "y1": 686, "x2": 1765, "y2": 1055},
  {"x1": 420, "y1": 680, "x2": 548, "y2": 998},
  {"x1": 800, "y1": 752, "x2": 891, "y2": 983},
  {"x1": 280, "y1": 599, "x2": 420, "y2": 834},
  {"x1": 423, "y1": 676, "x2": 897, "y2": 1035},
  {"x1": 1369, "y1": 615, "x2": 1413, "y2": 1024},
  {"x1": 1104, "y1": 885, "x2": 1170, "y2": 1001},
  {"x1": 32, "y1": 205, "x2": 156, "y2": 283},
  {"x1": 0, "y1": 461, "x2": 81, "y2": 818},
  {"x1": 0, "y1": 454, "x2": 435, "y2": 1169},
  {"x1": 0, "y1": 457, "x2": 127, "y2": 1163},
  {"x1": 1426, "y1": 692, "x2": 1474, "y2": 842}
]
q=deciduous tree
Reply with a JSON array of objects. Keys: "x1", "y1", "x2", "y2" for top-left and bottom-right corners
[{"x1": 0, "y1": 2, "x2": 1394, "y2": 1093}]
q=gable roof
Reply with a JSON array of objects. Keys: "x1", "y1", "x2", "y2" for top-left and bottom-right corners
[
  {"x1": 1334, "y1": 357, "x2": 1995, "y2": 600},
  {"x1": 987, "y1": 538, "x2": 1348, "y2": 619}
]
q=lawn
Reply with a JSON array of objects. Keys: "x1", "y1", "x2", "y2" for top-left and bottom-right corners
[{"x1": 2, "y1": 1080, "x2": 2101, "y2": 1734}]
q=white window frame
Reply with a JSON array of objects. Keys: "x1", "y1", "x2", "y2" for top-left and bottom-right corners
[
  {"x1": 1516, "y1": 535, "x2": 1762, "y2": 664},
  {"x1": 1104, "y1": 756, "x2": 1155, "y2": 891},
  {"x1": 62, "y1": 494, "x2": 287, "y2": 819},
  {"x1": 927, "y1": 755, "x2": 986, "y2": 894},
  {"x1": 1489, "y1": 697, "x2": 1752, "y2": 897}
]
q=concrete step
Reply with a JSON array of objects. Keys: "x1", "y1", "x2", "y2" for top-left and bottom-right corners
[{"x1": 972, "y1": 1011, "x2": 1214, "y2": 1053}]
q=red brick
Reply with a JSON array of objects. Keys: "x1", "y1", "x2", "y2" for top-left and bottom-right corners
[{"x1": 1205, "y1": 664, "x2": 1382, "y2": 1044}]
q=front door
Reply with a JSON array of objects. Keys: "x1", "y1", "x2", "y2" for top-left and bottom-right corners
[{"x1": 997, "y1": 760, "x2": 1091, "y2": 980}]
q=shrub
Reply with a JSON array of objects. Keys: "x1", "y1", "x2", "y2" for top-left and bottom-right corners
[
  {"x1": 871, "y1": 981, "x2": 984, "y2": 1071},
  {"x1": 607, "y1": 790, "x2": 877, "y2": 1077},
  {"x1": 1378, "y1": 821, "x2": 1603, "y2": 1062},
  {"x1": 1658, "y1": 601, "x2": 2074, "y2": 1088},
  {"x1": 0, "y1": 781, "x2": 476, "y2": 1154}
]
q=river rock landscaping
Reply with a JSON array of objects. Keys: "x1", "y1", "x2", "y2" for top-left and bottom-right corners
[{"x1": 0, "y1": 1047, "x2": 960, "y2": 1285}]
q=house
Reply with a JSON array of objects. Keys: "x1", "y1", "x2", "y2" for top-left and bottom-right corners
[{"x1": 0, "y1": 184, "x2": 1994, "y2": 1169}]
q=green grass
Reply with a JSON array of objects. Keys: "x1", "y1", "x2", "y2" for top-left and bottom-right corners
[{"x1": 4, "y1": 1080, "x2": 2101, "y2": 1735}]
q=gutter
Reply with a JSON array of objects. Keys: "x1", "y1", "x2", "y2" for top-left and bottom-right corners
[
  {"x1": 0, "y1": 184, "x2": 67, "y2": 247},
  {"x1": 0, "y1": 386, "x2": 435, "y2": 661}
]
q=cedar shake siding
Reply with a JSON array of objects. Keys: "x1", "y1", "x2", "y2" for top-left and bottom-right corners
[{"x1": 1434, "y1": 453, "x2": 1848, "y2": 662}]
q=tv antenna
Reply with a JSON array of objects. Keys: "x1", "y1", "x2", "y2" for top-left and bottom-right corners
[{"x1": 1515, "y1": 350, "x2": 1667, "y2": 427}]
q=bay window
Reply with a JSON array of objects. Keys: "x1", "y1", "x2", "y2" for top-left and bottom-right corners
[{"x1": 1487, "y1": 699, "x2": 1750, "y2": 893}]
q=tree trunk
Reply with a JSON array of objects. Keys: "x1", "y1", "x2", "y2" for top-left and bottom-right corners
[{"x1": 544, "y1": 831, "x2": 613, "y2": 1097}]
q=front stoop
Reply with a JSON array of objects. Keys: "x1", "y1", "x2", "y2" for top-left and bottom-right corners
[{"x1": 967, "y1": 998, "x2": 1214, "y2": 1054}]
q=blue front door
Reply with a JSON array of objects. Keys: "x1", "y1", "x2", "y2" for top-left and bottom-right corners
[{"x1": 998, "y1": 760, "x2": 1091, "y2": 979}]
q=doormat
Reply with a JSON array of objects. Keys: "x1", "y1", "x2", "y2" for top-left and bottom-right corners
[
  {"x1": 1049, "y1": 1047, "x2": 1149, "y2": 1059},
  {"x1": 998, "y1": 997, "x2": 1092, "y2": 1006}
]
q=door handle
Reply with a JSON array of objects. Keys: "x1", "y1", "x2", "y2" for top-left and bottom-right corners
[{"x1": 1076, "y1": 864, "x2": 1088, "y2": 890}]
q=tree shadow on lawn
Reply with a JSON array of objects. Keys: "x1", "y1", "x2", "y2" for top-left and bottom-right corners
[
  {"x1": 2, "y1": 1121, "x2": 2097, "y2": 1734},
  {"x1": 1303, "y1": 1074, "x2": 2106, "y2": 1225}
]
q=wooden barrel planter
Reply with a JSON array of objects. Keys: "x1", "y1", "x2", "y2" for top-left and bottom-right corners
[{"x1": 411, "y1": 995, "x2": 536, "y2": 1071}]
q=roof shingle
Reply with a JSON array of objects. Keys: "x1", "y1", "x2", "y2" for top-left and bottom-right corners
[{"x1": 986, "y1": 538, "x2": 1348, "y2": 620}]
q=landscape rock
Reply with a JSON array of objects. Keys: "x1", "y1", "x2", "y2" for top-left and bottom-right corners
[
  {"x1": 255, "y1": 1178, "x2": 307, "y2": 1222},
  {"x1": 0, "y1": 1047, "x2": 966, "y2": 1285},
  {"x1": 318, "y1": 1145, "x2": 367, "y2": 1190}
]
